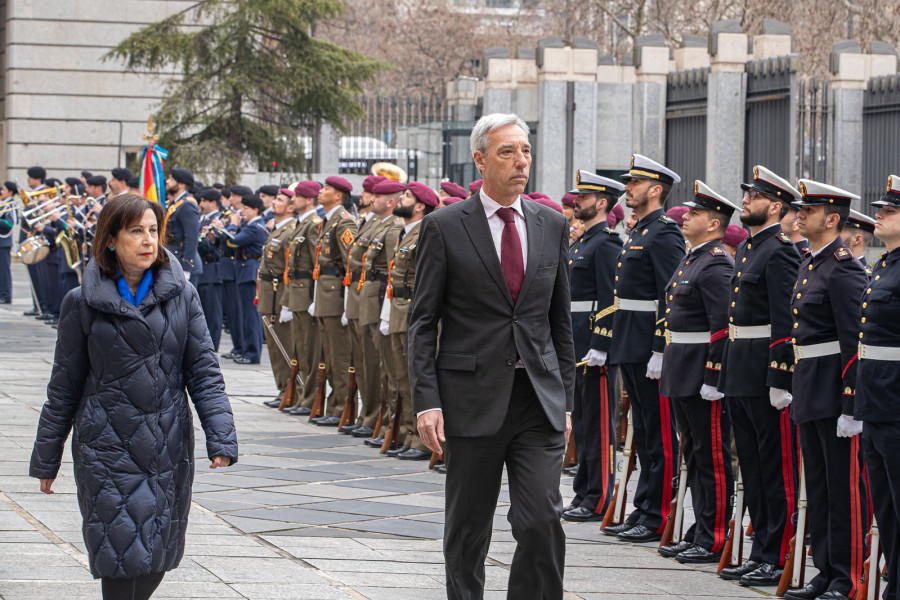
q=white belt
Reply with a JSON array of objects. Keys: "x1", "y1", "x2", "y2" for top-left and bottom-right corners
[
  {"x1": 571, "y1": 300, "x2": 597, "y2": 313},
  {"x1": 615, "y1": 297, "x2": 658, "y2": 312},
  {"x1": 665, "y1": 331, "x2": 711, "y2": 345},
  {"x1": 858, "y1": 343, "x2": 900, "y2": 361},
  {"x1": 728, "y1": 324, "x2": 771, "y2": 341},
  {"x1": 793, "y1": 340, "x2": 840, "y2": 361}
]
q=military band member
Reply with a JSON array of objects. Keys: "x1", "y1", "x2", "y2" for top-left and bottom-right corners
[
  {"x1": 561, "y1": 171, "x2": 624, "y2": 522},
  {"x1": 657, "y1": 181, "x2": 737, "y2": 564},
  {"x1": 258, "y1": 189, "x2": 297, "y2": 403},
  {"x1": 857, "y1": 175, "x2": 900, "y2": 600},
  {"x1": 782, "y1": 180, "x2": 869, "y2": 600},
  {"x1": 258, "y1": 184, "x2": 279, "y2": 228},
  {"x1": 24, "y1": 167, "x2": 52, "y2": 318},
  {"x1": 0, "y1": 181, "x2": 17, "y2": 303},
  {"x1": 310, "y1": 176, "x2": 358, "y2": 426},
  {"x1": 383, "y1": 181, "x2": 439, "y2": 460},
  {"x1": 164, "y1": 168, "x2": 201, "y2": 280},
  {"x1": 219, "y1": 186, "x2": 252, "y2": 360},
  {"x1": 718, "y1": 166, "x2": 802, "y2": 586},
  {"x1": 840, "y1": 209, "x2": 876, "y2": 277},
  {"x1": 344, "y1": 175, "x2": 385, "y2": 437},
  {"x1": 224, "y1": 195, "x2": 268, "y2": 364},
  {"x1": 603, "y1": 154, "x2": 684, "y2": 543},
  {"x1": 196, "y1": 188, "x2": 223, "y2": 350},
  {"x1": 282, "y1": 181, "x2": 323, "y2": 415},
  {"x1": 109, "y1": 167, "x2": 133, "y2": 198}
]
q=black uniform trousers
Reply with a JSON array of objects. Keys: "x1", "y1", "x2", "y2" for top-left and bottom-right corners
[
  {"x1": 26, "y1": 261, "x2": 48, "y2": 312},
  {"x1": 619, "y1": 363, "x2": 677, "y2": 533},
  {"x1": 58, "y1": 272, "x2": 79, "y2": 307},
  {"x1": 799, "y1": 419, "x2": 867, "y2": 597},
  {"x1": 862, "y1": 421, "x2": 900, "y2": 600},
  {"x1": 672, "y1": 395, "x2": 733, "y2": 553},
  {"x1": 222, "y1": 278, "x2": 244, "y2": 355},
  {"x1": 237, "y1": 281, "x2": 261, "y2": 363},
  {"x1": 443, "y1": 369, "x2": 565, "y2": 600},
  {"x1": 41, "y1": 250, "x2": 60, "y2": 317},
  {"x1": 0, "y1": 246, "x2": 11, "y2": 302},
  {"x1": 197, "y1": 282, "x2": 223, "y2": 351},
  {"x1": 728, "y1": 395, "x2": 797, "y2": 566},
  {"x1": 571, "y1": 364, "x2": 618, "y2": 515}
]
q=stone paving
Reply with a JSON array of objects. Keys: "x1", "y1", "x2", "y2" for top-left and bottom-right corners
[{"x1": 0, "y1": 261, "x2": 775, "y2": 599}]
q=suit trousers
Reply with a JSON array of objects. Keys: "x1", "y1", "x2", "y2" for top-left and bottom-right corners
[
  {"x1": 619, "y1": 363, "x2": 677, "y2": 533},
  {"x1": 222, "y1": 278, "x2": 244, "y2": 355},
  {"x1": 862, "y1": 421, "x2": 900, "y2": 600},
  {"x1": 197, "y1": 282, "x2": 223, "y2": 351},
  {"x1": 443, "y1": 369, "x2": 565, "y2": 600},
  {"x1": 348, "y1": 318, "x2": 379, "y2": 427},
  {"x1": 318, "y1": 316, "x2": 349, "y2": 417},
  {"x1": 800, "y1": 419, "x2": 868, "y2": 597},
  {"x1": 289, "y1": 311, "x2": 320, "y2": 408},
  {"x1": 671, "y1": 395, "x2": 733, "y2": 553},
  {"x1": 262, "y1": 314, "x2": 292, "y2": 392},
  {"x1": 0, "y1": 246, "x2": 11, "y2": 301},
  {"x1": 391, "y1": 332, "x2": 427, "y2": 451},
  {"x1": 570, "y1": 364, "x2": 618, "y2": 515},
  {"x1": 728, "y1": 396, "x2": 797, "y2": 566},
  {"x1": 237, "y1": 281, "x2": 262, "y2": 362}
]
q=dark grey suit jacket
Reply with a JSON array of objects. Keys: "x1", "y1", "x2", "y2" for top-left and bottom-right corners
[{"x1": 408, "y1": 195, "x2": 575, "y2": 438}]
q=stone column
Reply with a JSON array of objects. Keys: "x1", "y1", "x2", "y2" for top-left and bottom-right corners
[
  {"x1": 445, "y1": 76, "x2": 482, "y2": 123},
  {"x1": 313, "y1": 122, "x2": 340, "y2": 178},
  {"x1": 481, "y1": 48, "x2": 537, "y2": 119},
  {"x1": 705, "y1": 22, "x2": 748, "y2": 196},
  {"x1": 595, "y1": 57, "x2": 635, "y2": 173},
  {"x1": 632, "y1": 35, "x2": 669, "y2": 161}
]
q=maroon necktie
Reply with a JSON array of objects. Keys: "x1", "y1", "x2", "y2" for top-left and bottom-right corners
[{"x1": 497, "y1": 207, "x2": 524, "y2": 303}]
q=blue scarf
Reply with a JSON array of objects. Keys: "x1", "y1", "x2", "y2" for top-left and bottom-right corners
[{"x1": 116, "y1": 268, "x2": 154, "y2": 307}]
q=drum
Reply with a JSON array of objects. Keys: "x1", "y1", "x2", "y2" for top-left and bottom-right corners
[{"x1": 17, "y1": 235, "x2": 49, "y2": 265}]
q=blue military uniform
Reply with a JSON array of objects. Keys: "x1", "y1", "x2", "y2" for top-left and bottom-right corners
[
  {"x1": 217, "y1": 206, "x2": 243, "y2": 359},
  {"x1": 226, "y1": 211, "x2": 267, "y2": 363},
  {"x1": 659, "y1": 181, "x2": 737, "y2": 562},
  {"x1": 197, "y1": 206, "x2": 223, "y2": 350},
  {"x1": 0, "y1": 199, "x2": 16, "y2": 302},
  {"x1": 164, "y1": 191, "x2": 202, "y2": 277},
  {"x1": 718, "y1": 165, "x2": 801, "y2": 577},
  {"x1": 607, "y1": 155, "x2": 685, "y2": 538},
  {"x1": 564, "y1": 171, "x2": 624, "y2": 521},
  {"x1": 857, "y1": 175, "x2": 900, "y2": 600}
]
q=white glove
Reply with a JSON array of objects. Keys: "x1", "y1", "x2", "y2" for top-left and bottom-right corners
[
  {"x1": 837, "y1": 414, "x2": 863, "y2": 438},
  {"x1": 645, "y1": 351, "x2": 663, "y2": 379},
  {"x1": 307, "y1": 302, "x2": 316, "y2": 317},
  {"x1": 279, "y1": 306, "x2": 293, "y2": 323},
  {"x1": 341, "y1": 312, "x2": 348, "y2": 327},
  {"x1": 769, "y1": 388, "x2": 792, "y2": 410},
  {"x1": 379, "y1": 320, "x2": 390, "y2": 336},
  {"x1": 582, "y1": 349, "x2": 607, "y2": 367},
  {"x1": 700, "y1": 384, "x2": 724, "y2": 401}
]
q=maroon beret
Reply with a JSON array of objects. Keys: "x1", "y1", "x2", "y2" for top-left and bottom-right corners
[
  {"x1": 666, "y1": 205, "x2": 689, "y2": 227},
  {"x1": 325, "y1": 176, "x2": 352, "y2": 193},
  {"x1": 293, "y1": 180, "x2": 321, "y2": 199},
  {"x1": 279, "y1": 188, "x2": 295, "y2": 198},
  {"x1": 468, "y1": 179, "x2": 483, "y2": 194},
  {"x1": 561, "y1": 193, "x2": 577, "y2": 208},
  {"x1": 408, "y1": 181, "x2": 439, "y2": 207},
  {"x1": 607, "y1": 203, "x2": 625, "y2": 227},
  {"x1": 528, "y1": 192, "x2": 550, "y2": 202},
  {"x1": 723, "y1": 224, "x2": 749, "y2": 247},
  {"x1": 440, "y1": 181, "x2": 467, "y2": 199},
  {"x1": 372, "y1": 179, "x2": 406, "y2": 195},
  {"x1": 363, "y1": 175, "x2": 387, "y2": 193},
  {"x1": 528, "y1": 195, "x2": 563, "y2": 214},
  {"x1": 442, "y1": 195, "x2": 465, "y2": 205}
]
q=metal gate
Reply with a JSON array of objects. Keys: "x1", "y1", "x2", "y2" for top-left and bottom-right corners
[
  {"x1": 744, "y1": 56, "x2": 796, "y2": 183},
  {"x1": 665, "y1": 68, "x2": 709, "y2": 208},
  {"x1": 796, "y1": 77, "x2": 829, "y2": 181},
  {"x1": 862, "y1": 74, "x2": 900, "y2": 212}
]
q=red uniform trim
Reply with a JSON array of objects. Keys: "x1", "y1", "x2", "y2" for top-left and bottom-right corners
[
  {"x1": 842, "y1": 353, "x2": 858, "y2": 379},
  {"x1": 596, "y1": 369, "x2": 611, "y2": 514},
  {"x1": 710, "y1": 328, "x2": 729, "y2": 343},
  {"x1": 710, "y1": 401, "x2": 728, "y2": 552},
  {"x1": 769, "y1": 336, "x2": 792, "y2": 349},
  {"x1": 848, "y1": 435, "x2": 864, "y2": 599},
  {"x1": 777, "y1": 410, "x2": 796, "y2": 566},
  {"x1": 656, "y1": 393, "x2": 675, "y2": 534}
]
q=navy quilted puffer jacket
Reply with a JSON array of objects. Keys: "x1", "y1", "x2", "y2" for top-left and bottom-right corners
[{"x1": 30, "y1": 250, "x2": 238, "y2": 578}]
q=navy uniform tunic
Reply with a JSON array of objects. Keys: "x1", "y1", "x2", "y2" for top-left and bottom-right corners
[
  {"x1": 196, "y1": 210, "x2": 223, "y2": 350},
  {"x1": 567, "y1": 222, "x2": 622, "y2": 516},
  {"x1": 164, "y1": 192, "x2": 202, "y2": 276},
  {"x1": 226, "y1": 216, "x2": 267, "y2": 363}
]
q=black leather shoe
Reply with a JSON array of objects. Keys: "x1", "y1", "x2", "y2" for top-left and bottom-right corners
[
  {"x1": 23, "y1": 309, "x2": 40, "y2": 316},
  {"x1": 658, "y1": 539, "x2": 694, "y2": 558},
  {"x1": 602, "y1": 522, "x2": 634, "y2": 537},
  {"x1": 221, "y1": 351, "x2": 238, "y2": 359},
  {"x1": 814, "y1": 591, "x2": 851, "y2": 600},
  {"x1": 563, "y1": 465, "x2": 579, "y2": 476},
  {"x1": 719, "y1": 560, "x2": 760, "y2": 580},
  {"x1": 617, "y1": 523, "x2": 662, "y2": 543},
  {"x1": 434, "y1": 463, "x2": 447, "y2": 474},
  {"x1": 351, "y1": 426, "x2": 375, "y2": 437},
  {"x1": 739, "y1": 563, "x2": 783, "y2": 586},
  {"x1": 364, "y1": 436, "x2": 385, "y2": 447},
  {"x1": 289, "y1": 406, "x2": 311, "y2": 416},
  {"x1": 386, "y1": 445, "x2": 410, "y2": 457},
  {"x1": 563, "y1": 502, "x2": 578, "y2": 513},
  {"x1": 397, "y1": 448, "x2": 431, "y2": 460},
  {"x1": 339, "y1": 424, "x2": 359, "y2": 434},
  {"x1": 315, "y1": 416, "x2": 340, "y2": 427},
  {"x1": 562, "y1": 506, "x2": 604, "y2": 522},
  {"x1": 263, "y1": 399, "x2": 281, "y2": 408},
  {"x1": 675, "y1": 545, "x2": 721, "y2": 564},
  {"x1": 233, "y1": 356, "x2": 259, "y2": 364},
  {"x1": 37, "y1": 313, "x2": 53, "y2": 320},
  {"x1": 783, "y1": 583, "x2": 827, "y2": 600}
]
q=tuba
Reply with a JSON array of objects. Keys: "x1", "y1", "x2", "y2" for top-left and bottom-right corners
[
  {"x1": 56, "y1": 197, "x2": 82, "y2": 274},
  {"x1": 370, "y1": 162, "x2": 408, "y2": 183}
]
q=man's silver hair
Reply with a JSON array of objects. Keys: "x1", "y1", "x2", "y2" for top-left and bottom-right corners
[{"x1": 470, "y1": 113, "x2": 530, "y2": 155}]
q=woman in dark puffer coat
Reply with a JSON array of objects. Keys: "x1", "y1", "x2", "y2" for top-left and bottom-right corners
[{"x1": 30, "y1": 195, "x2": 238, "y2": 600}]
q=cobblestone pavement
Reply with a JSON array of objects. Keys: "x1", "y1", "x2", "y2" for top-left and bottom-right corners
[{"x1": 0, "y1": 261, "x2": 775, "y2": 599}]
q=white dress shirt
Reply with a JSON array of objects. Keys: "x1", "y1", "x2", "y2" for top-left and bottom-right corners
[{"x1": 480, "y1": 189, "x2": 528, "y2": 269}]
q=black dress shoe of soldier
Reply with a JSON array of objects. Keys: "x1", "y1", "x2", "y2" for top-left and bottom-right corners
[
  {"x1": 562, "y1": 506, "x2": 604, "y2": 522},
  {"x1": 289, "y1": 406, "x2": 311, "y2": 416},
  {"x1": 675, "y1": 545, "x2": 721, "y2": 564},
  {"x1": 719, "y1": 560, "x2": 760, "y2": 581},
  {"x1": 739, "y1": 563, "x2": 783, "y2": 586},
  {"x1": 434, "y1": 463, "x2": 447, "y2": 474},
  {"x1": 814, "y1": 591, "x2": 852, "y2": 600},
  {"x1": 783, "y1": 583, "x2": 826, "y2": 600},
  {"x1": 602, "y1": 522, "x2": 634, "y2": 537},
  {"x1": 616, "y1": 523, "x2": 662, "y2": 543},
  {"x1": 364, "y1": 436, "x2": 385, "y2": 447},
  {"x1": 338, "y1": 424, "x2": 359, "y2": 434},
  {"x1": 351, "y1": 426, "x2": 375, "y2": 437},
  {"x1": 386, "y1": 445, "x2": 410, "y2": 457},
  {"x1": 658, "y1": 539, "x2": 693, "y2": 557},
  {"x1": 263, "y1": 399, "x2": 281, "y2": 408},
  {"x1": 315, "y1": 416, "x2": 340, "y2": 427},
  {"x1": 397, "y1": 448, "x2": 431, "y2": 460}
]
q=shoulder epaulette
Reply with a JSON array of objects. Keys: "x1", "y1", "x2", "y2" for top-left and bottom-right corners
[
  {"x1": 776, "y1": 231, "x2": 793, "y2": 244},
  {"x1": 710, "y1": 246, "x2": 726, "y2": 256},
  {"x1": 834, "y1": 247, "x2": 852, "y2": 262},
  {"x1": 864, "y1": 264, "x2": 874, "y2": 275},
  {"x1": 342, "y1": 212, "x2": 353, "y2": 219},
  {"x1": 659, "y1": 215, "x2": 675, "y2": 224},
  {"x1": 312, "y1": 217, "x2": 322, "y2": 224}
]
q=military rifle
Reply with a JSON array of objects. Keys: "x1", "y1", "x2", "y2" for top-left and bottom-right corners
[
  {"x1": 659, "y1": 445, "x2": 688, "y2": 549},
  {"x1": 308, "y1": 354, "x2": 327, "y2": 422},
  {"x1": 718, "y1": 477, "x2": 746, "y2": 573},
  {"x1": 372, "y1": 390, "x2": 386, "y2": 439},
  {"x1": 600, "y1": 405, "x2": 635, "y2": 530},
  {"x1": 777, "y1": 459, "x2": 807, "y2": 597},
  {"x1": 278, "y1": 356, "x2": 300, "y2": 411},
  {"x1": 337, "y1": 365, "x2": 358, "y2": 430},
  {"x1": 857, "y1": 518, "x2": 881, "y2": 600},
  {"x1": 380, "y1": 391, "x2": 403, "y2": 453}
]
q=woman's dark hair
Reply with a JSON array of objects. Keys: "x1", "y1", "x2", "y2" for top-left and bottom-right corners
[
  {"x1": 2, "y1": 181, "x2": 18, "y2": 195},
  {"x1": 92, "y1": 195, "x2": 169, "y2": 277}
]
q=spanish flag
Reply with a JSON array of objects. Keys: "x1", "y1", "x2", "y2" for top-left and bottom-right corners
[{"x1": 140, "y1": 142, "x2": 168, "y2": 208}]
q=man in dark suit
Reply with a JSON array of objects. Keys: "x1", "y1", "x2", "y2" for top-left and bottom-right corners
[{"x1": 408, "y1": 113, "x2": 575, "y2": 599}]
